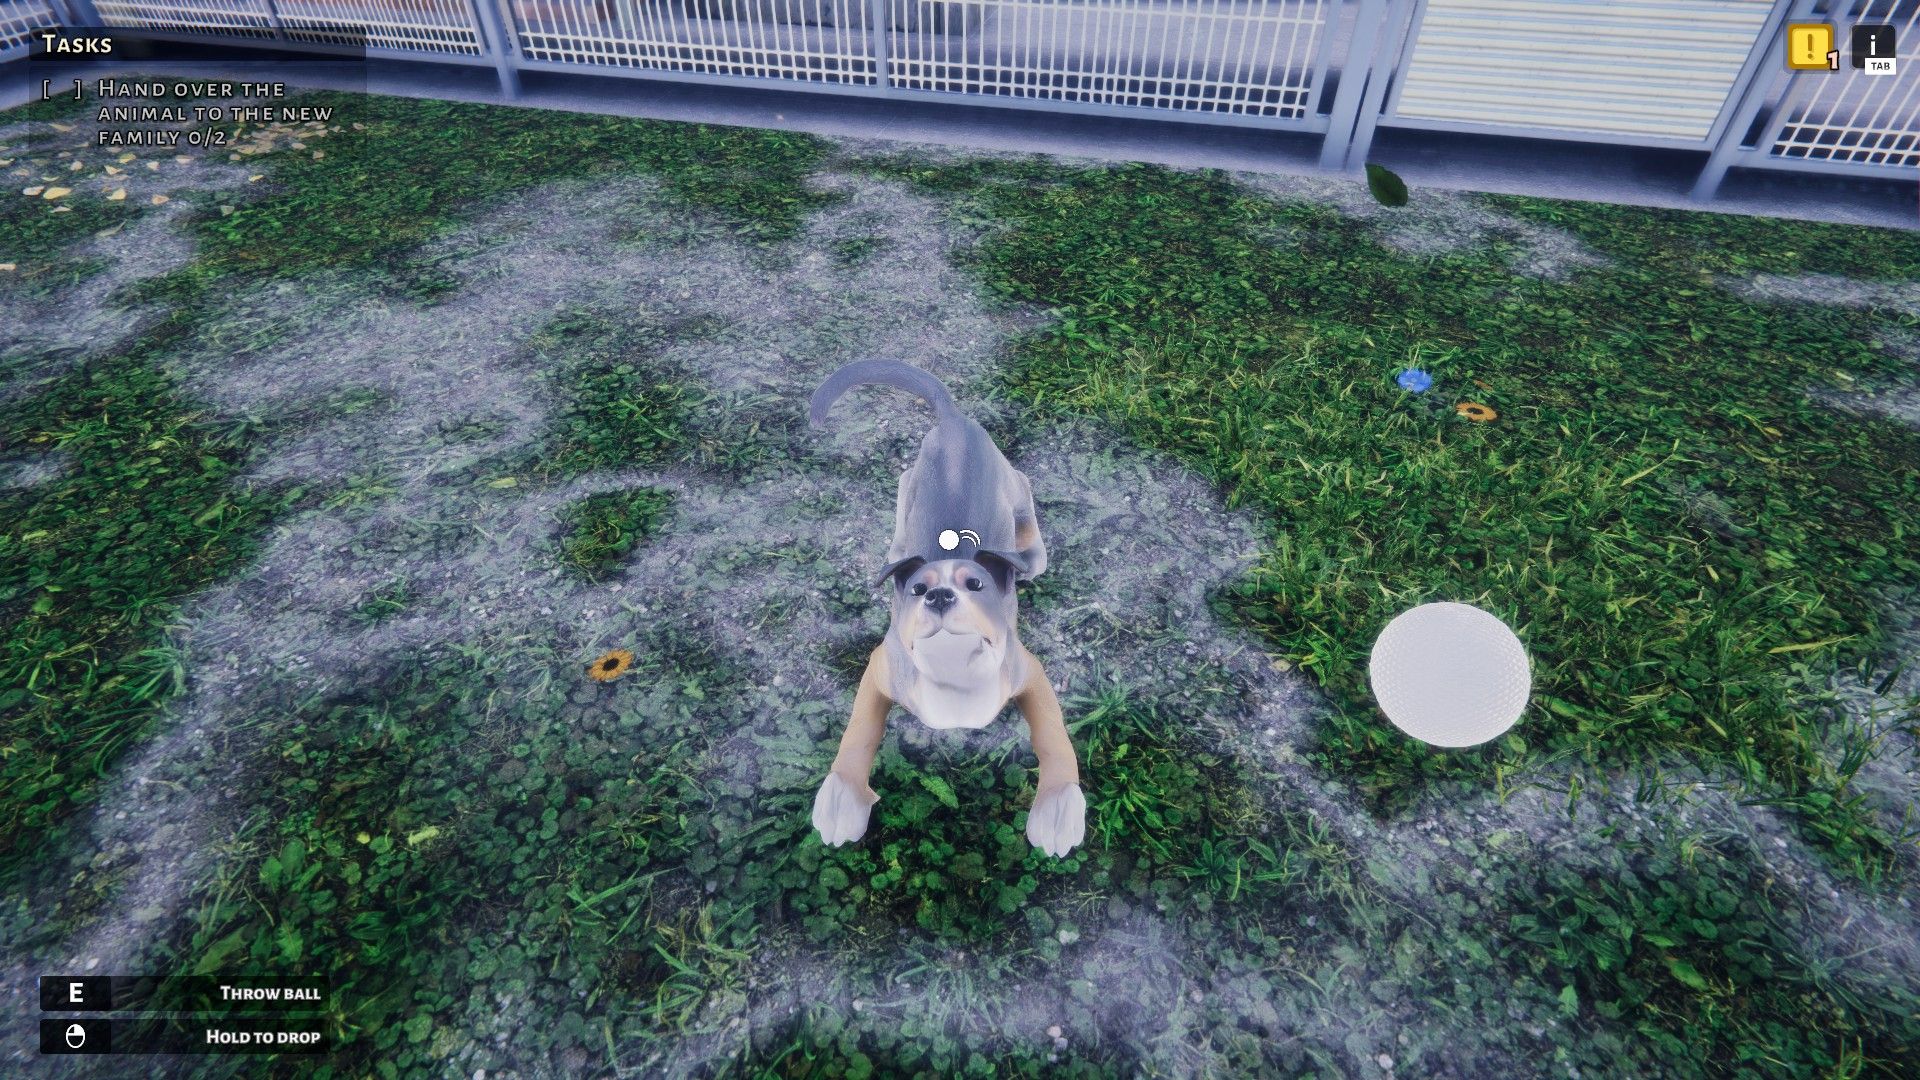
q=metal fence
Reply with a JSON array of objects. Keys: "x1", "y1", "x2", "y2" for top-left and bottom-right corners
[
  {"x1": 1695, "y1": 0, "x2": 1919, "y2": 193},
  {"x1": 12, "y1": 0, "x2": 1919, "y2": 197},
  {"x1": 88, "y1": 0, "x2": 277, "y2": 39},
  {"x1": 500, "y1": 0, "x2": 1340, "y2": 126},
  {"x1": 3, "y1": 0, "x2": 59, "y2": 61},
  {"x1": 1383, "y1": 0, "x2": 1781, "y2": 146},
  {"x1": 1764, "y1": 0, "x2": 1918, "y2": 167},
  {"x1": 279, "y1": 0, "x2": 482, "y2": 54},
  {"x1": 511, "y1": 0, "x2": 877, "y2": 84},
  {"x1": 880, "y1": 0, "x2": 1335, "y2": 123}
]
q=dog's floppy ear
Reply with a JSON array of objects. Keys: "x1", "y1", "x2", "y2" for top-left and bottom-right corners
[{"x1": 877, "y1": 555, "x2": 927, "y2": 587}]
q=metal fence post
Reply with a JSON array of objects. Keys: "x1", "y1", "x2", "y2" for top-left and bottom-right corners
[
  {"x1": 1692, "y1": 0, "x2": 1813, "y2": 201},
  {"x1": 59, "y1": 0, "x2": 104, "y2": 26},
  {"x1": 1320, "y1": 0, "x2": 1416, "y2": 172},
  {"x1": 470, "y1": 0, "x2": 522, "y2": 99},
  {"x1": 1319, "y1": 0, "x2": 1386, "y2": 168},
  {"x1": 867, "y1": 0, "x2": 888, "y2": 90},
  {"x1": 1328, "y1": 0, "x2": 1418, "y2": 172}
]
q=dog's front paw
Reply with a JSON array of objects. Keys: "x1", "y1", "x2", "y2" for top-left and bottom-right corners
[
  {"x1": 812, "y1": 771, "x2": 878, "y2": 847},
  {"x1": 1026, "y1": 782, "x2": 1086, "y2": 857}
]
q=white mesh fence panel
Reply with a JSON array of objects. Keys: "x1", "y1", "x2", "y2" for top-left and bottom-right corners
[
  {"x1": 93, "y1": 0, "x2": 481, "y2": 51},
  {"x1": 2, "y1": 0, "x2": 55, "y2": 56},
  {"x1": 888, "y1": 0, "x2": 1330, "y2": 119},
  {"x1": 511, "y1": 0, "x2": 879, "y2": 84},
  {"x1": 1771, "y1": 0, "x2": 1919, "y2": 167},
  {"x1": 278, "y1": 0, "x2": 482, "y2": 53},
  {"x1": 91, "y1": 0, "x2": 278, "y2": 36}
]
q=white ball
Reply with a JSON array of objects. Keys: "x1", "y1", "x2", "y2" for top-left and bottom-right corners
[{"x1": 1368, "y1": 602, "x2": 1531, "y2": 748}]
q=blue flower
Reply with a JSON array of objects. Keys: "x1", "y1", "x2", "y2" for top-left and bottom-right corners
[{"x1": 1397, "y1": 368, "x2": 1434, "y2": 393}]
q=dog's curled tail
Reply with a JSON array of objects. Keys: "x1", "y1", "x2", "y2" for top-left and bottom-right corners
[{"x1": 809, "y1": 360, "x2": 960, "y2": 430}]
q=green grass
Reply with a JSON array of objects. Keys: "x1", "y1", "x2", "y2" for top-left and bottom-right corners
[
  {"x1": 831, "y1": 234, "x2": 890, "y2": 266},
  {"x1": 0, "y1": 185, "x2": 140, "y2": 295},
  {"x1": 171, "y1": 632, "x2": 721, "y2": 1076},
  {"x1": 0, "y1": 338, "x2": 298, "y2": 871},
  {"x1": 557, "y1": 488, "x2": 676, "y2": 578},
  {"x1": 862, "y1": 156, "x2": 1920, "y2": 878},
  {"x1": 0, "y1": 91, "x2": 97, "y2": 123},
  {"x1": 1502, "y1": 842, "x2": 1916, "y2": 1076},
  {"x1": 0, "y1": 88, "x2": 829, "y2": 882},
  {"x1": 519, "y1": 306, "x2": 700, "y2": 480},
  {"x1": 147, "y1": 91, "x2": 835, "y2": 299},
  {"x1": 349, "y1": 579, "x2": 415, "y2": 625}
]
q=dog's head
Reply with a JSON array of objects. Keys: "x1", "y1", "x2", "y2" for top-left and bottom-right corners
[{"x1": 885, "y1": 553, "x2": 1019, "y2": 688}]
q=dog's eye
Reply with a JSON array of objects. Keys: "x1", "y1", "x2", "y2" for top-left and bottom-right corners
[
  {"x1": 909, "y1": 583, "x2": 927, "y2": 596},
  {"x1": 965, "y1": 578, "x2": 984, "y2": 592}
]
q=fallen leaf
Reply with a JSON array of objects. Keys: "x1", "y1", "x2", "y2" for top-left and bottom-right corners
[
  {"x1": 95, "y1": 225, "x2": 121, "y2": 238},
  {"x1": 174, "y1": 154, "x2": 191, "y2": 165},
  {"x1": 0, "y1": 263, "x2": 15, "y2": 272},
  {"x1": 219, "y1": 205, "x2": 234, "y2": 216},
  {"x1": 248, "y1": 174, "x2": 264, "y2": 182},
  {"x1": 104, "y1": 165, "x2": 122, "y2": 175},
  {"x1": 312, "y1": 150, "x2": 324, "y2": 160},
  {"x1": 49, "y1": 122, "x2": 74, "y2": 132},
  {"x1": 147, "y1": 161, "x2": 160, "y2": 171},
  {"x1": 0, "y1": 159, "x2": 10, "y2": 166},
  {"x1": 117, "y1": 152, "x2": 136, "y2": 163},
  {"x1": 68, "y1": 160, "x2": 84, "y2": 171},
  {"x1": 1365, "y1": 162, "x2": 1410, "y2": 207},
  {"x1": 21, "y1": 185, "x2": 43, "y2": 196},
  {"x1": 41, "y1": 186, "x2": 71, "y2": 199},
  {"x1": 150, "y1": 193, "x2": 169, "y2": 205},
  {"x1": 107, "y1": 188, "x2": 126, "y2": 201},
  {"x1": 50, "y1": 205, "x2": 71, "y2": 213}
]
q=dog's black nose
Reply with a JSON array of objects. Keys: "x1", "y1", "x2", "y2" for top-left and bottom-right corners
[{"x1": 923, "y1": 587, "x2": 956, "y2": 612}]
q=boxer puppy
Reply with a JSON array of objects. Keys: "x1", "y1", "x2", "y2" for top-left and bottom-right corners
[{"x1": 807, "y1": 360, "x2": 1085, "y2": 857}]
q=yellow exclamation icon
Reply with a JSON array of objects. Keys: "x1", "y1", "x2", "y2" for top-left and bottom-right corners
[{"x1": 1786, "y1": 23, "x2": 1837, "y2": 70}]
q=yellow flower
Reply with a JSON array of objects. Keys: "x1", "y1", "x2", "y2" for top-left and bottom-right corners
[{"x1": 587, "y1": 649, "x2": 634, "y2": 682}]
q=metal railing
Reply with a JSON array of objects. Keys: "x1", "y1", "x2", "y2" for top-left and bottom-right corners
[
  {"x1": 278, "y1": 0, "x2": 482, "y2": 54},
  {"x1": 880, "y1": 0, "x2": 1335, "y2": 123},
  {"x1": 3, "y1": 0, "x2": 60, "y2": 61},
  {"x1": 1695, "y1": 0, "x2": 1919, "y2": 194},
  {"x1": 1765, "y1": 0, "x2": 1918, "y2": 168},
  {"x1": 9, "y1": 0, "x2": 1918, "y2": 197},
  {"x1": 89, "y1": 0, "x2": 278, "y2": 38},
  {"x1": 512, "y1": 0, "x2": 877, "y2": 83}
]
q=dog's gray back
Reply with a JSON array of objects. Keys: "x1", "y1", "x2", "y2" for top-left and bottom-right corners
[{"x1": 810, "y1": 360, "x2": 1044, "y2": 582}]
